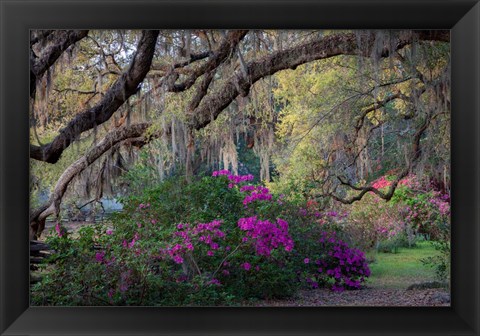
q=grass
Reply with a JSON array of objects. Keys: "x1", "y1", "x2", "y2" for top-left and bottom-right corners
[{"x1": 366, "y1": 241, "x2": 440, "y2": 289}]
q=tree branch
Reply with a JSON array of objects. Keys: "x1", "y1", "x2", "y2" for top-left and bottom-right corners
[
  {"x1": 30, "y1": 30, "x2": 89, "y2": 98},
  {"x1": 190, "y1": 30, "x2": 448, "y2": 130},
  {"x1": 166, "y1": 30, "x2": 248, "y2": 93},
  {"x1": 30, "y1": 123, "x2": 151, "y2": 238},
  {"x1": 329, "y1": 109, "x2": 434, "y2": 204},
  {"x1": 30, "y1": 30, "x2": 160, "y2": 163}
]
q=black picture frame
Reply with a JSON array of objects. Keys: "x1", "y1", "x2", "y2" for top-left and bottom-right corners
[{"x1": 1, "y1": 0, "x2": 479, "y2": 335}]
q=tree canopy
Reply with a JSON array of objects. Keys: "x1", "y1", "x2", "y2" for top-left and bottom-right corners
[{"x1": 29, "y1": 29, "x2": 450, "y2": 239}]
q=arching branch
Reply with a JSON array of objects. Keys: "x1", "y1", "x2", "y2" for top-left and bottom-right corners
[
  {"x1": 190, "y1": 30, "x2": 449, "y2": 130},
  {"x1": 30, "y1": 30, "x2": 160, "y2": 163},
  {"x1": 329, "y1": 109, "x2": 435, "y2": 204},
  {"x1": 30, "y1": 122, "x2": 151, "y2": 239},
  {"x1": 166, "y1": 30, "x2": 248, "y2": 93}
]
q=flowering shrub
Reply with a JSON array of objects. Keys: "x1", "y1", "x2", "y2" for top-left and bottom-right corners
[
  {"x1": 238, "y1": 216, "x2": 294, "y2": 256},
  {"x1": 33, "y1": 172, "x2": 305, "y2": 305},
  {"x1": 342, "y1": 174, "x2": 451, "y2": 251},
  {"x1": 31, "y1": 171, "x2": 373, "y2": 306},
  {"x1": 317, "y1": 232, "x2": 371, "y2": 291},
  {"x1": 295, "y1": 228, "x2": 370, "y2": 291}
]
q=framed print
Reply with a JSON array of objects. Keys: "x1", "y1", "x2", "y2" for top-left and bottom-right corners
[{"x1": 1, "y1": 0, "x2": 479, "y2": 335}]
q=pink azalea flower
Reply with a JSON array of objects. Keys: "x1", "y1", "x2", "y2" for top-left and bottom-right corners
[
  {"x1": 55, "y1": 222, "x2": 63, "y2": 237},
  {"x1": 95, "y1": 251, "x2": 105, "y2": 263},
  {"x1": 172, "y1": 255, "x2": 184, "y2": 264},
  {"x1": 242, "y1": 262, "x2": 251, "y2": 271}
]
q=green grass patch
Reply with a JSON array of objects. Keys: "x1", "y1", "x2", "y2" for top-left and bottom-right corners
[{"x1": 366, "y1": 241, "x2": 440, "y2": 289}]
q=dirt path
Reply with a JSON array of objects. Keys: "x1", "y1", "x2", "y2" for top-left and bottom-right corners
[{"x1": 251, "y1": 288, "x2": 450, "y2": 307}]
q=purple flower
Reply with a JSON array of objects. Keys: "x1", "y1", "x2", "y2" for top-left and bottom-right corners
[
  {"x1": 242, "y1": 262, "x2": 251, "y2": 271},
  {"x1": 106, "y1": 229, "x2": 113, "y2": 235},
  {"x1": 238, "y1": 217, "x2": 294, "y2": 256},
  {"x1": 120, "y1": 283, "x2": 129, "y2": 292},
  {"x1": 95, "y1": 251, "x2": 105, "y2": 263},
  {"x1": 332, "y1": 284, "x2": 345, "y2": 292},
  {"x1": 172, "y1": 255, "x2": 184, "y2": 264},
  {"x1": 304, "y1": 258, "x2": 310, "y2": 264},
  {"x1": 212, "y1": 169, "x2": 230, "y2": 177},
  {"x1": 55, "y1": 222, "x2": 63, "y2": 237}
]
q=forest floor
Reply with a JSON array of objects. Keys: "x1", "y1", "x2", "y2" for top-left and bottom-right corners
[{"x1": 249, "y1": 287, "x2": 450, "y2": 307}]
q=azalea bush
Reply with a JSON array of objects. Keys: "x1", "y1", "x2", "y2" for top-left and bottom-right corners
[
  {"x1": 32, "y1": 172, "x2": 297, "y2": 305},
  {"x1": 299, "y1": 231, "x2": 371, "y2": 291},
  {"x1": 341, "y1": 190, "x2": 410, "y2": 251},
  {"x1": 342, "y1": 174, "x2": 450, "y2": 252},
  {"x1": 31, "y1": 171, "x2": 371, "y2": 306}
]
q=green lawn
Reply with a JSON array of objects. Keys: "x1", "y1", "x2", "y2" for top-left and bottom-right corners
[{"x1": 366, "y1": 241, "x2": 440, "y2": 289}]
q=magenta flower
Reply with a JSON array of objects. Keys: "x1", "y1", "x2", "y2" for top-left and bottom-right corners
[
  {"x1": 238, "y1": 217, "x2": 294, "y2": 256},
  {"x1": 95, "y1": 251, "x2": 105, "y2": 263},
  {"x1": 212, "y1": 169, "x2": 230, "y2": 177},
  {"x1": 304, "y1": 258, "x2": 310, "y2": 264},
  {"x1": 172, "y1": 255, "x2": 184, "y2": 264},
  {"x1": 54, "y1": 222, "x2": 63, "y2": 237},
  {"x1": 106, "y1": 229, "x2": 113, "y2": 235},
  {"x1": 242, "y1": 262, "x2": 251, "y2": 271}
]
